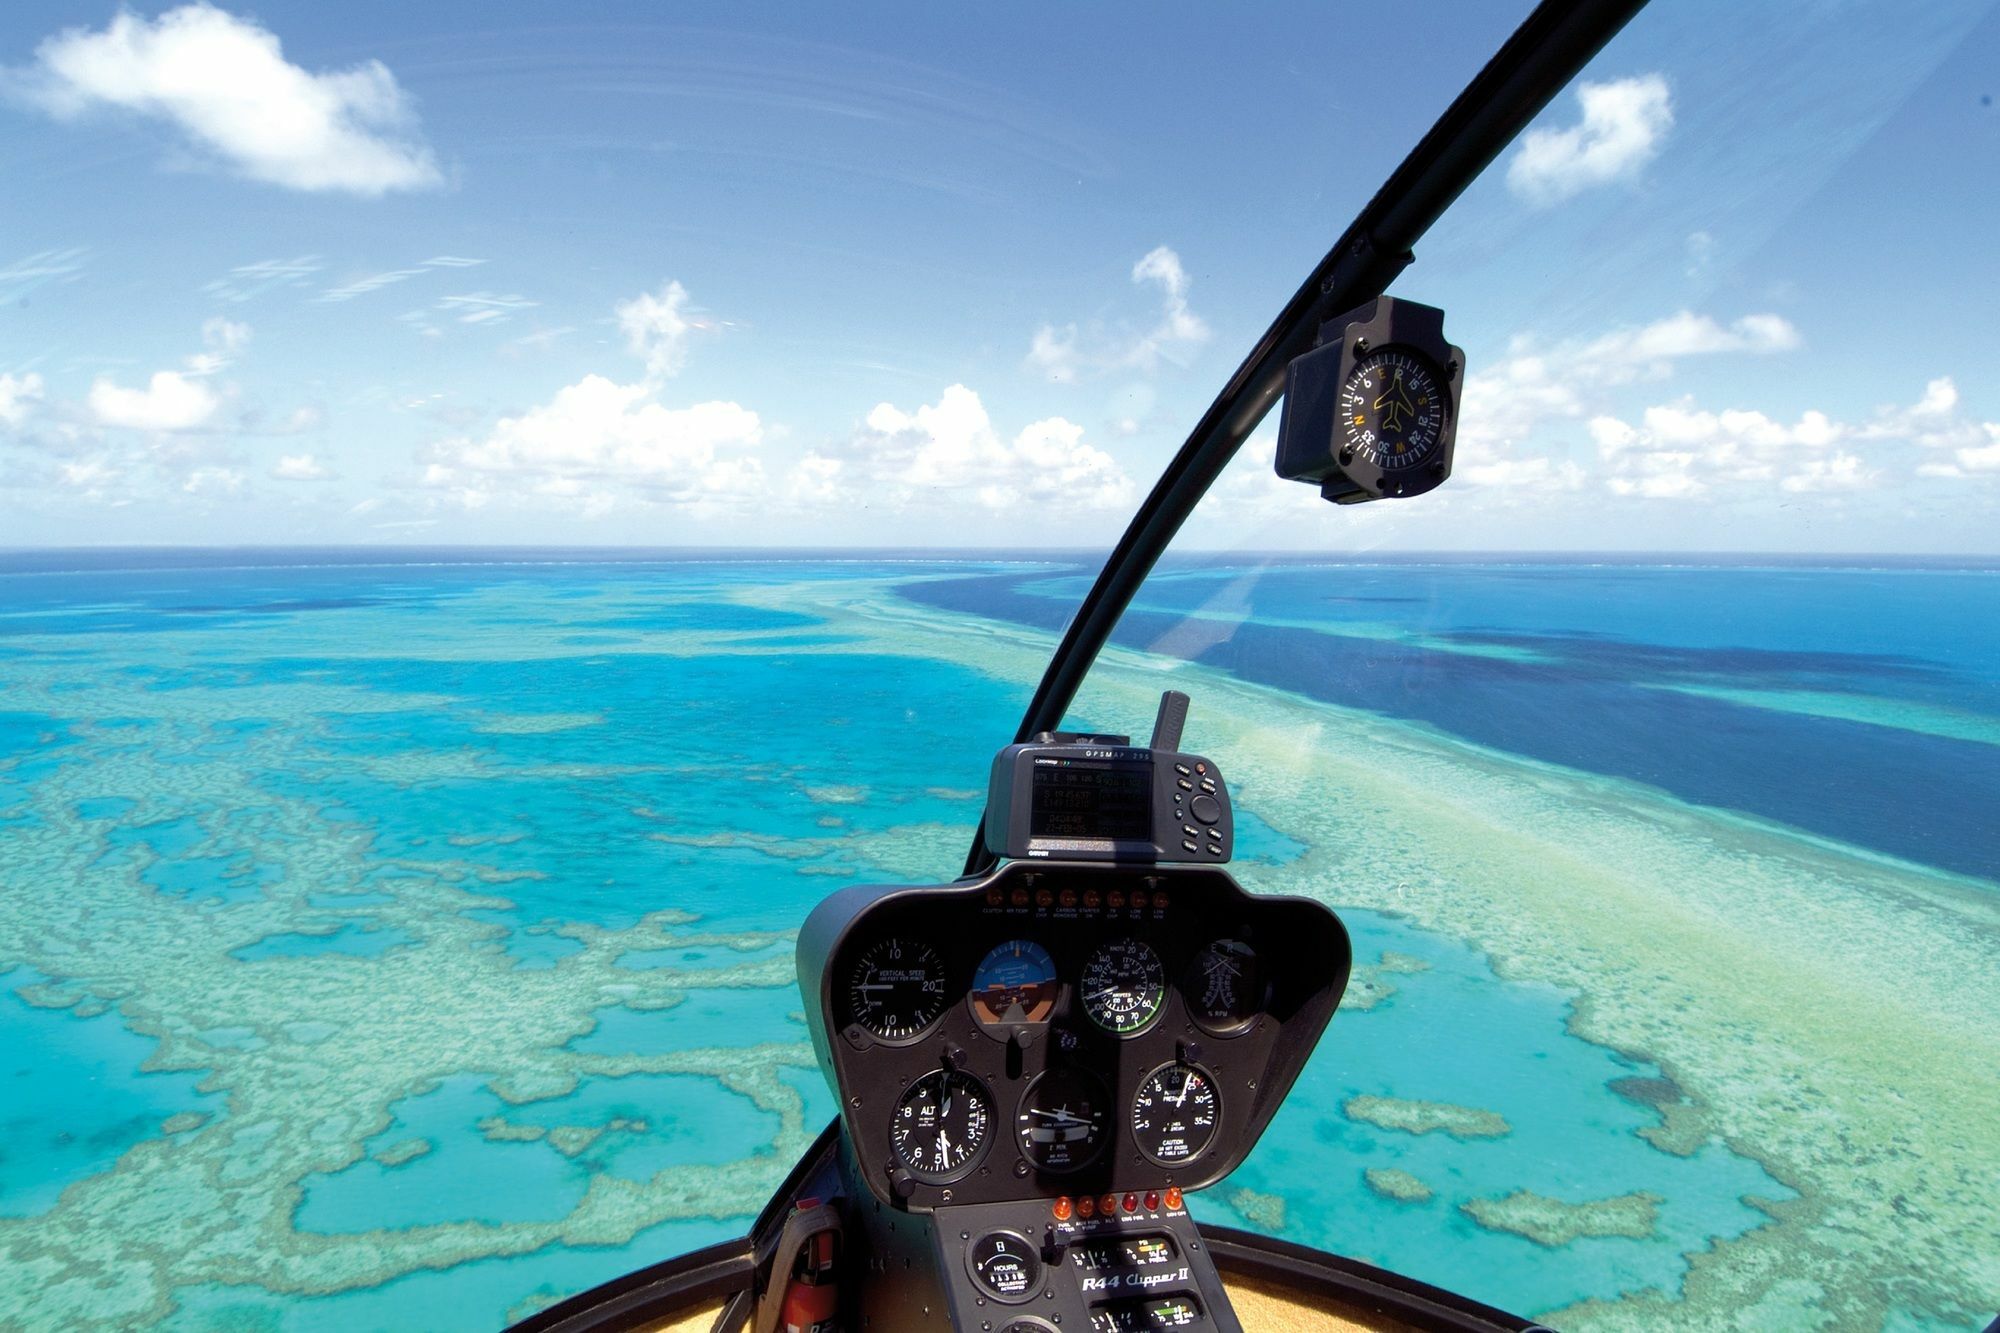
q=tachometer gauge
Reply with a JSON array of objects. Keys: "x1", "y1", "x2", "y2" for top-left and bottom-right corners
[
  {"x1": 890, "y1": 1068, "x2": 994, "y2": 1181},
  {"x1": 1340, "y1": 348, "x2": 1446, "y2": 475},
  {"x1": 847, "y1": 937, "x2": 946, "y2": 1040},
  {"x1": 1015, "y1": 1067, "x2": 1109, "y2": 1173},
  {"x1": 1080, "y1": 938, "x2": 1165, "y2": 1036},
  {"x1": 1130, "y1": 1063, "x2": 1220, "y2": 1166},
  {"x1": 970, "y1": 939, "x2": 1059, "y2": 1028},
  {"x1": 1184, "y1": 939, "x2": 1266, "y2": 1035}
]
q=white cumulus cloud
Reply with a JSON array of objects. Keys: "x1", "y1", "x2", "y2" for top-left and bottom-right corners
[
  {"x1": 615, "y1": 281, "x2": 698, "y2": 382},
  {"x1": 1455, "y1": 309, "x2": 1800, "y2": 488},
  {"x1": 1508, "y1": 74, "x2": 1673, "y2": 206},
  {"x1": 420, "y1": 280, "x2": 763, "y2": 514},
  {"x1": 850, "y1": 384, "x2": 1132, "y2": 510},
  {"x1": 12, "y1": 3, "x2": 440, "y2": 195},
  {"x1": 88, "y1": 369, "x2": 220, "y2": 431},
  {"x1": 185, "y1": 315, "x2": 251, "y2": 374},
  {"x1": 271, "y1": 452, "x2": 329, "y2": 480},
  {"x1": 1, "y1": 371, "x2": 46, "y2": 427},
  {"x1": 1027, "y1": 245, "x2": 1210, "y2": 384}
]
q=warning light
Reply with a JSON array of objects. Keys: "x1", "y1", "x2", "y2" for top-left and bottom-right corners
[
  {"x1": 1059, "y1": 888, "x2": 1077, "y2": 908},
  {"x1": 1077, "y1": 1196, "x2": 1096, "y2": 1219},
  {"x1": 1098, "y1": 1194, "x2": 1119, "y2": 1218},
  {"x1": 1082, "y1": 890, "x2": 1101, "y2": 909},
  {"x1": 1035, "y1": 887, "x2": 1054, "y2": 908},
  {"x1": 1010, "y1": 888, "x2": 1030, "y2": 907},
  {"x1": 1153, "y1": 891, "x2": 1169, "y2": 910},
  {"x1": 1144, "y1": 1191, "x2": 1160, "y2": 1211},
  {"x1": 1053, "y1": 1196, "x2": 1073, "y2": 1221},
  {"x1": 1164, "y1": 1187, "x2": 1184, "y2": 1210},
  {"x1": 1130, "y1": 890, "x2": 1148, "y2": 910},
  {"x1": 985, "y1": 889, "x2": 1003, "y2": 906},
  {"x1": 1121, "y1": 1193, "x2": 1138, "y2": 1213},
  {"x1": 1107, "y1": 890, "x2": 1126, "y2": 909}
]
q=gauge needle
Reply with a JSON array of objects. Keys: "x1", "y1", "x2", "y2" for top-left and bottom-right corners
[
  {"x1": 1087, "y1": 987, "x2": 1127, "y2": 1002},
  {"x1": 936, "y1": 1129, "x2": 952, "y2": 1166}
]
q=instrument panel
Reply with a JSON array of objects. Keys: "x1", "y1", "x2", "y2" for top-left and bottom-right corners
[{"x1": 798, "y1": 861, "x2": 1349, "y2": 1212}]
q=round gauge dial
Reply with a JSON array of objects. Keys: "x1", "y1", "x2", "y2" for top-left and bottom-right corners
[
  {"x1": 846, "y1": 937, "x2": 946, "y2": 1040},
  {"x1": 1015, "y1": 1068, "x2": 1110, "y2": 1173},
  {"x1": 970, "y1": 939, "x2": 1059, "y2": 1028},
  {"x1": 1130, "y1": 1063, "x2": 1221, "y2": 1166},
  {"x1": 1080, "y1": 938, "x2": 1165, "y2": 1036},
  {"x1": 1339, "y1": 348, "x2": 1447, "y2": 473},
  {"x1": 891, "y1": 1068, "x2": 995, "y2": 1181},
  {"x1": 1184, "y1": 939, "x2": 1266, "y2": 1035},
  {"x1": 966, "y1": 1230, "x2": 1041, "y2": 1303}
]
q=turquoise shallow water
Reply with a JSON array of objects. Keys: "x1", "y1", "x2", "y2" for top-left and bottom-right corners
[{"x1": 0, "y1": 552, "x2": 1992, "y2": 1330}]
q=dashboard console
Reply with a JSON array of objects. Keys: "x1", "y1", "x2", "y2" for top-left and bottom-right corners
[{"x1": 797, "y1": 858, "x2": 1349, "y2": 1331}]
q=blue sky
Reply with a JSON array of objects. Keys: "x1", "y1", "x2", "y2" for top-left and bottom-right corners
[{"x1": 1, "y1": 0, "x2": 1996, "y2": 552}]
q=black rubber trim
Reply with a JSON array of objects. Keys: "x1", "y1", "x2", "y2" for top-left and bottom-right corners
[
  {"x1": 963, "y1": 0, "x2": 1651, "y2": 876},
  {"x1": 1203, "y1": 1225, "x2": 1547, "y2": 1333}
]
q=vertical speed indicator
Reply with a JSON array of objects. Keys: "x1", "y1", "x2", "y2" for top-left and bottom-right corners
[{"x1": 846, "y1": 937, "x2": 946, "y2": 1040}]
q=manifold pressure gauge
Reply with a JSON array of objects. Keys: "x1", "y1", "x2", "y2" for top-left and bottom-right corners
[{"x1": 1274, "y1": 295, "x2": 1463, "y2": 504}]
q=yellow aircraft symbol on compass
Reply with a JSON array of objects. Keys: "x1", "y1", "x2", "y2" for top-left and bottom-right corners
[{"x1": 1374, "y1": 368, "x2": 1417, "y2": 435}]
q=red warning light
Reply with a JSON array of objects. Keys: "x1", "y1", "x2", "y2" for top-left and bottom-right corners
[
  {"x1": 1144, "y1": 1191, "x2": 1160, "y2": 1211},
  {"x1": 1077, "y1": 1195, "x2": 1096, "y2": 1219},
  {"x1": 1121, "y1": 1193, "x2": 1138, "y2": 1213},
  {"x1": 1053, "y1": 1196, "x2": 1073, "y2": 1221},
  {"x1": 1164, "y1": 1186, "x2": 1184, "y2": 1210}
]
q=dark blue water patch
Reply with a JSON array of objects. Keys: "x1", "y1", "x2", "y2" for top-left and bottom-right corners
[
  {"x1": 900, "y1": 569, "x2": 2000, "y2": 882},
  {"x1": 294, "y1": 1070, "x2": 778, "y2": 1236},
  {"x1": 614, "y1": 939, "x2": 792, "y2": 971},
  {"x1": 75, "y1": 796, "x2": 137, "y2": 821},
  {"x1": 732, "y1": 632, "x2": 864, "y2": 648},
  {"x1": 102, "y1": 814, "x2": 210, "y2": 862},
  {"x1": 230, "y1": 923, "x2": 418, "y2": 962},
  {"x1": 492, "y1": 1072, "x2": 783, "y2": 1180},
  {"x1": 0, "y1": 712, "x2": 67, "y2": 762},
  {"x1": 295, "y1": 1075, "x2": 586, "y2": 1231},
  {"x1": 579, "y1": 602, "x2": 820, "y2": 633},
  {"x1": 249, "y1": 645, "x2": 1022, "y2": 931},
  {"x1": 0, "y1": 969, "x2": 221, "y2": 1218},
  {"x1": 145, "y1": 855, "x2": 280, "y2": 903},
  {"x1": 569, "y1": 993, "x2": 805, "y2": 1056}
]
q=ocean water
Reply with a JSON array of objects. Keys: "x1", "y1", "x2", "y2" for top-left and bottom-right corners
[{"x1": 0, "y1": 551, "x2": 1994, "y2": 1331}]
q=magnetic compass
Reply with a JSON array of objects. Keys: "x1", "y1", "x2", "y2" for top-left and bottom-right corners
[
  {"x1": 1274, "y1": 295, "x2": 1463, "y2": 504},
  {"x1": 1339, "y1": 349, "x2": 1446, "y2": 473}
]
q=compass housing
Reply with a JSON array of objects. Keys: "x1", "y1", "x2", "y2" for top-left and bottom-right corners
[{"x1": 1275, "y1": 296, "x2": 1464, "y2": 504}]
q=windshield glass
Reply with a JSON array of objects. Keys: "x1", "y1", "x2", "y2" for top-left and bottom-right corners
[
  {"x1": 0, "y1": 5, "x2": 1543, "y2": 1330},
  {"x1": 4, "y1": 2, "x2": 1996, "y2": 1331},
  {"x1": 1031, "y1": 0, "x2": 2000, "y2": 1328}
]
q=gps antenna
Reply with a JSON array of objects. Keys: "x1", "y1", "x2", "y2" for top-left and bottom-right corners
[{"x1": 1149, "y1": 690, "x2": 1190, "y2": 752}]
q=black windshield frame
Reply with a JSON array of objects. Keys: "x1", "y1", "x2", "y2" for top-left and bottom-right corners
[{"x1": 964, "y1": 0, "x2": 1653, "y2": 875}]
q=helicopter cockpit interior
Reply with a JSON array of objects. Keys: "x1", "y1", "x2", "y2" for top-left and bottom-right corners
[{"x1": 793, "y1": 695, "x2": 1350, "y2": 1331}]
